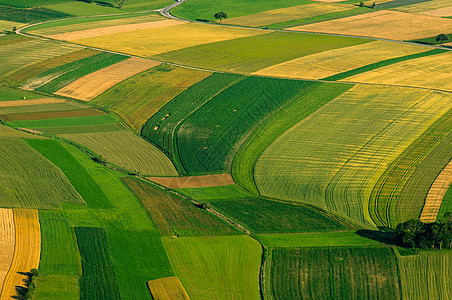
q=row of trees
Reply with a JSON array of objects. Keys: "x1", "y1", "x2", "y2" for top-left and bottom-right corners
[{"x1": 395, "y1": 219, "x2": 452, "y2": 249}]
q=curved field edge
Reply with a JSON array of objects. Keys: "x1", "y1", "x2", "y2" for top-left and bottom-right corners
[{"x1": 0, "y1": 209, "x2": 14, "y2": 296}]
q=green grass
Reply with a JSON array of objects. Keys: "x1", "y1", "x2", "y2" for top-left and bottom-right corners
[
  {"x1": 75, "y1": 226, "x2": 121, "y2": 300},
  {"x1": 398, "y1": 251, "x2": 452, "y2": 300},
  {"x1": 0, "y1": 0, "x2": 70, "y2": 8},
  {"x1": 34, "y1": 275, "x2": 79, "y2": 300},
  {"x1": 122, "y1": 177, "x2": 238, "y2": 236},
  {"x1": 37, "y1": 122, "x2": 124, "y2": 135},
  {"x1": 0, "y1": 86, "x2": 46, "y2": 101},
  {"x1": 9, "y1": 114, "x2": 118, "y2": 128},
  {"x1": 0, "y1": 102, "x2": 87, "y2": 115},
  {"x1": 26, "y1": 139, "x2": 112, "y2": 209},
  {"x1": 210, "y1": 197, "x2": 351, "y2": 234},
  {"x1": 175, "y1": 184, "x2": 252, "y2": 201},
  {"x1": 0, "y1": 5, "x2": 71, "y2": 23},
  {"x1": 0, "y1": 138, "x2": 83, "y2": 208},
  {"x1": 176, "y1": 76, "x2": 316, "y2": 175},
  {"x1": 163, "y1": 235, "x2": 261, "y2": 300},
  {"x1": 37, "y1": 52, "x2": 127, "y2": 94},
  {"x1": 438, "y1": 185, "x2": 452, "y2": 220},
  {"x1": 154, "y1": 31, "x2": 370, "y2": 73},
  {"x1": 141, "y1": 72, "x2": 244, "y2": 171},
  {"x1": 268, "y1": 246, "x2": 400, "y2": 299},
  {"x1": 232, "y1": 81, "x2": 352, "y2": 194},
  {"x1": 257, "y1": 231, "x2": 380, "y2": 248},
  {"x1": 323, "y1": 49, "x2": 447, "y2": 81}
]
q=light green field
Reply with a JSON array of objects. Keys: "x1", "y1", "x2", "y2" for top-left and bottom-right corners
[
  {"x1": 255, "y1": 85, "x2": 452, "y2": 226},
  {"x1": 163, "y1": 235, "x2": 261, "y2": 300},
  {"x1": 0, "y1": 19, "x2": 24, "y2": 33},
  {"x1": 9, "y1": 114, "x2": 118, "y2": 128},
  {"x1": 0, "y1": 86, "x2": 46, "y2": 101}
]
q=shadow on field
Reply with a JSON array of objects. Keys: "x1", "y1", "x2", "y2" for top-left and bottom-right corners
[
  {"x1": 356, "y1": 229, "x2": 396, "y2": 245},
  {"x1": 12, "y1": 272, "x2": 31, "y2": 299}
]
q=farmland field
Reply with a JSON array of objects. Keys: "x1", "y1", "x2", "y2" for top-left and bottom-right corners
[
  {"x1": 147, "y1": 276, "x2": 189, "y2": 300},
  {"x1": 9, "y1": 114, "x2": 118, "y2": 128},
  {"x1": 0, "y1": 209, "x2": 14, "y2": 295},
  {"x1": 1, "y1": 108, "x2": 104, "y2": 121},
  {"x1": 163, "y1": 235, "x2": 261, "y2": 300},
  {"x1": 438, "y1": 185, "x2": 452, "y2": 220},
  {"x1": 0, "y1": 0, "x2": 68, "y2": 8},
  {"x1": 0, "y1": 5, "x2": 71, "y2": 23},
  {"x1": 147, "y1": 174, "x2": 234, "y2": 189},
  {"x1": 394, "y1": 0, "x2": 452, "y2": 14},
  {"x1": 175, "y1": 184, "x2": 252, "y2": 201}
]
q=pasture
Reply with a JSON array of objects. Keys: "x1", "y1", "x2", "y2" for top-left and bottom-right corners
[{"x1": 163, "y1": 235, "x2": 261, "y2": 300}]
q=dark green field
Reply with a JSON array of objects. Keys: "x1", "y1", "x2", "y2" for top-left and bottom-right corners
[{"x1": 0, "y1": 5, "x2": 71, "y2": 23}]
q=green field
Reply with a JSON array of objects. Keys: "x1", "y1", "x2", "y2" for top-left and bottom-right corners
[
  {"x1": 210, "y1": 197, "x2": 351, "y2": 234},
  {"x1": 0, "y1": 0, "x2": 69, "y2": 8},
  {"x1": 268, "y1": 246, "x2": 400, "y2": 299},
  {"x1": 154, "y1": 32, "x2": 369, "y2": 73},
  {"x1": 0, "y1": 102, "x2": 87, "y2": 116},
  {"x1": 0, "y1": 5, "x2": 71, "y2": 23},
  {"x1": 123, "y1": 177, "x2": 237, "y2": 236},
  {"x1": 174, "y1": 184, "x2": 252, "y2": 201},
  {"x1": 0, "y1": 86, "x2": 46, "y2": 101},
  {"x1": 438, "y1": 185, "x2": 452, "y2": 220},
  {"x1": 163, "y1": 235, "x2": 261, "y2": 300},
  {"x1": 9, "y1": 114, "x2": 118, "y2": 128}
]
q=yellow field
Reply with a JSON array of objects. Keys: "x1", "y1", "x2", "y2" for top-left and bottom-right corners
[
  {"x1": 147, "y1": 174, "x2": 234, "y2": 189},
  {"x1": 0, "y1": 98, "x2": 65, "y2": 108},
  {"x1": 343, "y1": 51, "x2": 452, "y2": 92},
  {"x1": 55, "y1": 58, "x2": 160, "y2": 101},
  {"x1": 50, "y1": 19, "x2": 185, "y2": 41},
  {"x1": 289, "y1": 10, "x2": 452, "y2": 40},
  {"x1": 147, "y1": 276, "x2": 190, "y2": 300},
  {"x1": 0, "y1": 209, "x2": 15, "y2": 296},
  {"x1": 395, "y1": 0, "x2": 452, "y2": 14},
  {"x1": 420, "y1": 159, "x2": 452, "y2": 223},
  {"x1": 422, "y1": 6, "x2": 452, "y2": 17},
  {"x1": 73, "y1": 23, "x2": 266, "y2": 57},
  {"x1": 224, "y1": 3, "x2": 353, "y2": 27},
  {"x1": 253, "y1": 41, "x2": 428, "y2": 79},
  {"x1": 0, "y1": 20, "x2": 24, "y2": 33},
  {"x1": 1, "y1": 209, "x2": 40, "y2": 300}
]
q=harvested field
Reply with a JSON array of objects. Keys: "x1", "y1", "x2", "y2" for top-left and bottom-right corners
[
  {"x1": 344, "y1": 51, "x2": 452, "y2": 92},
  {"x1": 0, "y1": 98, "x2": 64, "y2": 108},
  {"x1": 395, "y1": 0, "x2": 452, "y2": 14},
  {"x1": 420, "y1": 159, "x2": 452, "y2": 222},
  {"x1": 55, "y1": 58, "x2": 159, "y2": 101},
  {"x1": 0, "y1": 209, "x2": 14, "y2": 296},
  {"x1": 1, "y1": 108, "x2": 104, "y2": 121},
  {"x1": 147, "y1": 277, "x2": 190, "y2": 300},
  {"x1": 147, "y1": 174, "x2": 234, "y2": 189},
  {"x1": 122, "y1": 177, "x2": 237, "y2": 237},
  {"x1": 51, "y1": 19, "x2": 185, "y2": 41},
  {"x1": 1, "y1": 209, "x2": 41, "y2": 300},
  {"x1": 422, "y1": 6, "x2": 452, "y2": 17},
  {"x1": 224, "y1": 3, "x2": 353, "y2": 27},
  {"x1": 60, "y1": 130, "x2": 178, "y2": 176},
  {"x1": 74, "y1": 23, "x2": 265, "y2": 57},
  {"x1": 290, "y1": 10, "x2": 452, "y2": 40},
  {"x1": 254, "y1": 41, "x2": 428, "y2": 79}
]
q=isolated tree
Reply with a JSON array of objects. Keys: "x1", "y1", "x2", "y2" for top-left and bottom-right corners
[
  {"x1": 358, "y1": 2, "x2": 364, "y2": 7},
  {"x1": 214, "y1": 12, "x2": 228, "y2": 24},
  {"x1": 371, "y1": 1, "x2": 376, "y2": 9},
  {"x1": 436, "y1": 33, "x2": 449, "y2": 46},
  {"x1": 116, "y1": 0, "x2": 125, "y2": 8}
]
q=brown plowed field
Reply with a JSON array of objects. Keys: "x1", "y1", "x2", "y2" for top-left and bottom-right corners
[{"x1": 147, "y1": 174, "x2": 235, "y2": 188}]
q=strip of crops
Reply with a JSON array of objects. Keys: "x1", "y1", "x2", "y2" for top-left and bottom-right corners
[
  {"x1": 0, "y1": 5, "x2": 71, "y2": 23},
  {"x1": 232, "y1": 81, "x2": 352, "y2": 194},
  {"x1": 9, "y1": 114, "x2": 117, "y2": 128},
  {"x1": 122, "y1": 177, "x2": 237, "y2": 236},
  {"x1": 175, "y1": 184, "x2": 252, "y2": 201},
  {"x1": 370, "y1": 107, "x2": 452, "y2": 227},
  {"x1": 2, "y1": 108, "x2": 104, "y2": 121},
  {"x1": 210, "y1": 197, "x2": 350, "y2": 234},
  {"x1": 37, "y1": 52, "x2": 127, "y2": 94},
  {"x1": 438, "y1": 185, "x2": 452, "y2": 220},
  {"x1": 75, "y1": 227, "x2": 121, "y2": 300},
  {"x1": 40, "y1": 122, "x2": 123, "y2": 135},
  {"x1": 93, "y1": 64, "x2": 210, "y2": 132},
  {"x1": 177, "y1": 76, "x2": 314, "y2": 175},
  {"x1": 142, "y1": 72, "x2": 243, "y2": 171},
  {"x1": 268, "y1": 246, "x2": 400, "y2": 299},
  {"x1": 26, "y1": 139, "x2": 112, "y2": 209},
  {"x1": 255, "y1": 85, "x2": 452, "y2": 226}
]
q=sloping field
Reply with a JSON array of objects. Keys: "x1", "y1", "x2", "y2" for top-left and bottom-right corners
[
  {"x1": 394, "y1": 0, "x2": 452, "y2": 14},
  {"x1": 55, "y1": 58, "x2": 159, "y2": 101},
  {"x1": 438, "y1": 185, "x2": 452, "y2": 219},
  {"x1": 255, "y1": 85, "x2": 452, "y2": 226},
  {"x1": 147, "y1": 277, "x2": 190, "y2": 300},
  {"x1": 224, "y1": 3, "x2": 353, "y2": 27},
  {"x1": 163, "y1": 236, "x2": 261, "y2": 300},
  {"x1": 0, "y1": 86, "x2": 46, "y2": 101},
  {"x1": 343, "y1": 51, "x2": 452, "y2": 92},
  {"x1": 122, "y1": 177, "x2": 237, "y2": 237},
  {"x1": 74, "y1": 23, "x2": 265, "y2": 57},
  {"x1": 175, "y1": 185, "x2": 252, "y2": 201},
  {"x1": 289, "y1": 10, "x2": 452, "y2": 40},
  {"x1": 0, "y1": 102, "x2": 87, "y2": 115},
  {"x1": 398, "y1": 251, "x2": 452, "y2": 300},
  {"x1": 60, "y1": 130, "x2": 178, "y2": 176},
  {"x1": 0, "y1": 139, "x2": 83, "y2": 208},
  {"x1": 0, "y1": 98, "x2": 64, "y2": 108},
  {"x1": 422, "y1": 6, "x2": 452, "y2": 17},
  {"x1": 0, "y1": 19, "x2": 23, "y2": 32},
  {"x1": 9, "y1": 114, "x2": 118, "y2": 128},
  {"x1": 93, "y1": 64, "x2": 210, "y2": 131},
  {"x1": 420, "y1": 159, "x2": 452, "y2": 222},
  {"x1": 268, "y1": 246, "x2": 400, "y2": 299},
  {"x1": 0, "y1": 209, "x2": 14, "y2": 295},
  {"x1": 1, "y1": 209, "x2": 41, "y2": 300},
  {"x1": 1, "y1": 108, "x2": 103, "y2": 121},
  {"x1": 50, "y1": 19, "x2": 185, "y2": 41},
  {"x1": 0, "y1": 124, "x2": 41, "y2": 139},
  {"x1": 154, "y1": 31, "x2": 368, "y2": 73},
  {"x1": 253, "y1": 41, "x2": 429, "y2": 80},
  {"x1": 147, "y1": 174, "x2": 234, "y2": 189}
]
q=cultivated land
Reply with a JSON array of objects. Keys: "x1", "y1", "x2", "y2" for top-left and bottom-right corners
[
  {"x1": 147, "y1": 174, "x2": 235, "y2": 189},
  {"x1": 0, "y1": 209, "x2": 14, "y2": 295},
  {"x1": 147, "y1": 276, "x2": 190, "y2": 300},
  {"x1": 394, "y1": 0, "x2": 452, "y2": 14}
]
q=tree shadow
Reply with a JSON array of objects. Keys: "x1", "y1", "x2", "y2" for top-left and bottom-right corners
[
  {"x1": 11, "y1": 272, "x2": 31, "y2": 300},
  {"x1": 76, "y1": 0, "x2": 115, "y2": 7},
  {"x1": 356, "y1": 229, "x2": 396, "y2": 245}
]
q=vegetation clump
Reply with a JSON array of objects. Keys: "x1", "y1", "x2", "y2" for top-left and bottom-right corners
[{"x1": 395, "y1": 219, "x2": 452, "y2": 249}]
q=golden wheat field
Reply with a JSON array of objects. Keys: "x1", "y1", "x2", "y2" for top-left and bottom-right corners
[
  {"x1": 1, "y1": 209, "x2": 40, "y2": 300},
  {"x1": 224, "y1": 3, "x2": 353, "y2": 27},
  {"x1": 342, "y1": 51, "x2": 452, "y2": 92},
  {"x1": 420, "y1": 159, "x2": 452, "y2": 223},
  {"x1": 55, "y1": 58, "x2": 160, "y2": 101},
  {"x1": 395, "y1": 0, "x2": 452, "y2": 14},
  {"x1": 0, "y1": 98, "x2": 65, "y2": 108},
  {"x1": 147, "y1": 277, "x2": 190, "y2": 300},
  {"x1": 421, "y1": 6, "x2": 452, "y2": 17},
  {"x1": 289, "y1": 10, "x2": 452, "y2": 40},
  {"x1": 147, "y1": 174, "x2": 235, "y2": 189},
  {"x1": 73, "y1": 23, "x2": 266, "y2": 57},
  {"x1": 253, "y1": 41, "x2": 428, "y2": 79},
  {"x1": 0, "y1": 209, "x2": 15, "y2": 296}
]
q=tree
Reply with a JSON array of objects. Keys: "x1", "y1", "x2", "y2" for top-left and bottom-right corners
[
  {"x1": 358, "y1": 2, "x2": 364, "y2": 7},
  {"x1": 116, "y1": 0, "x2": 125, "y2": 8},
  {"x1": 436, "y1": 33, "x2": 449, "y2": 46},
  {"x1": 371, "y1": 1, "x2": 376, "y2": 9},
  {"x1": 214, "y1": 12, "x2": 228, "y2": 24}
]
